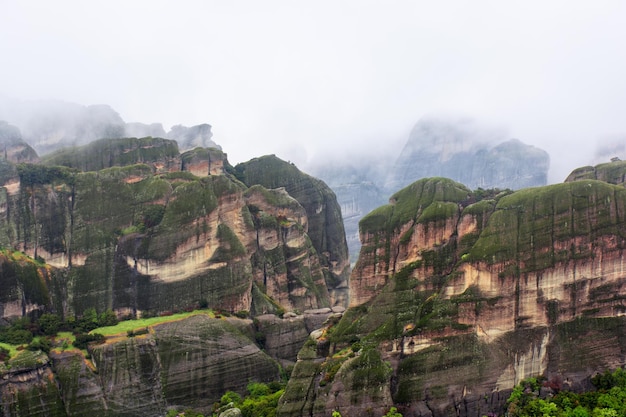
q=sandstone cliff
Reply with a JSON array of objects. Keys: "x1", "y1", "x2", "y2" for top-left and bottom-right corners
[
  {"x1": 0, "y1": 138, "x2": 349, "y2": 320},
  {"x1": 279, "y1": 174, "x2": 626, "y2": 417},
  {"x1": 234, "y1": 155, "x2": 351, "y2": 307},
  {"x1": 0, "y1": 315, "x2": 282, "y2": 417},
  {"x1": 0, "y1": 135, "x2": 352, "y2": 416}
]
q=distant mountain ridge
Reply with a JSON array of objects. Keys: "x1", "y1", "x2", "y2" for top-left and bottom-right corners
[
  {"x1": 309, "y1": 116, "x2": 551, "y2": 263},
  {"x1": 0, "y1": 98, "x2": 220, "y2": 155}
]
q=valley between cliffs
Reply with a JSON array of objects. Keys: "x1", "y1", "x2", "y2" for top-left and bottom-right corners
[{"x1": 2, "y1": 128, "x2": 626, "y2": 417}]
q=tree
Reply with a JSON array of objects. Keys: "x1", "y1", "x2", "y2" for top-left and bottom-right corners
[
  {"x1": 38, "y1": 313, "x2": 61, "y2": 335},
  {"x1": 98, "y1": 309, "x2": 118, "y2": 327},
  {"x1": 76, "y1": 308, "x2": 99, "y2": 332},
  {"x1": 383, "y1": 407, "x2": 403, "y2": 417}
]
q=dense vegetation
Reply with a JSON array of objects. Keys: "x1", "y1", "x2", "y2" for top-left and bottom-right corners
[
  {"x1": 165, "y1": 381, "x2": 286, "y2": 417},
  {"x1": 0, "y1": 307, "x2": 118, "y2": 360},
  {"x1": 507, "y1": 369, "x2": 626, "y2": 417}
]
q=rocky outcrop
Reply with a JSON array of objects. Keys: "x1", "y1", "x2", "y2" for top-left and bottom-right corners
[
  {"x1": 0, "y1": 351, "x2": 67, "y2": 416},
  {"x1": 565, "y1": 159, "x2": 626, "y2": 186},
  {"x1": 41, "y1": 136, "x2": 181, "y2": 173},
  {"x1": 0, "y1": 315, "x2": 283, "y2": 417},
  {"x1": 167, "y1": 123, "x2": 221, "y2": 151},
  {"x1": 0, "y1": 121, "x2": 39, "y2": 165},
  {"x1": 279, "y1": 174, "x2": 626, "y2": 417},
  {"x1": 0, "y1": 98, "x2": 221, "y2": 156},
  {"x1": 0, "y1": 140, "x2": 348, "y2": 320},
  {"x1": 234, "y1": 155, "x2": 351, "y2": 307}
]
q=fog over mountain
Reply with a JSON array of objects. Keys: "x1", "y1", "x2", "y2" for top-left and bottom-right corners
[
  {"x1": 1, "y1": 1, "x2": 626, "y2": 184},
  {"x1": 0, "y1": 97, "x2": 220, "y2": 154}
]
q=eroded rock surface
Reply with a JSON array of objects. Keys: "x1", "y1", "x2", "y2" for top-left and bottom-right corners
[{"x1": 279, "y1": 173, "x2": 626, "y2": 417}]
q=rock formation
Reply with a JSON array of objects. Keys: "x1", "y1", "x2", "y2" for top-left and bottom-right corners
[
  {"x1": 565, "y1": 158, "x2": 626, "y2": 187},
  {"x1": 0, "y1": 315, "x2": 282, "y2": 416},
  {"x1": 0, "y1": 137, "x2": 349, "y2": 320},
  {"x1": 278, "y1": 171, "x2": 626, "y2": 417},
  {"x1": 310, "y1": 116, "x2": 550, "y2": 265},
  {"x1": 0, "y1": 132, "x2": 351, "y2": 416},
  {"x1": 234, "y1": 155, "x2": 351, "y2": 307}
]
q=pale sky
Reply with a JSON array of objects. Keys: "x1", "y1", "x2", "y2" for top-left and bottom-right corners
[{"x1": 2, "y1": 1, "x2": 626, "y2": 182}]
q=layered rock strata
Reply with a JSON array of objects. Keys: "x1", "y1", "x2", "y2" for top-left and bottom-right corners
[
  {"x1": 0, "y1": 138, "x2": 349, "y2": 320},
  {"x1": 279, "y1": 174, "x2": 626, "y2": 417}
]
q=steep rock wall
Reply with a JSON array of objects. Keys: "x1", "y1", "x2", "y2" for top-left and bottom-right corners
[
  {"x1": 280, "y1": 176, "x2": 626, "y2": 417},
  {"x1": 0, "y1": 140, "x2": 346, "y2": 319},
  {"x1": 1, "y1": 315, "x2": 282, "y2": 417},
  {"x1": 234, "y1": 155, "x2": 351, "y2": 307}
]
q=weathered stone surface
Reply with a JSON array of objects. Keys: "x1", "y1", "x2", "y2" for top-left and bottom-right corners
[
  {"x1": 81, "y1": 315, "x2": 279, "y2": 416},
  {"x1": 151, "y1": 315, "x2": 280, "y2": 412},
  {"x1": 0, "y1": 351, "x2": 67, "y2": 417},
  {"x1": 234, "y1": 155, "x2": 351, "y2": 307},
  {"x1": 219, "y1": 407, "x2": 243, "y2": 417},
  {"x1": 0, "y1": 139, "x2": 346, "y2": 320},
  {"x1": 565, "y1": 159, "x2": 626, "y2": 186},
  {"x1": 280, "y1": 174, "x2": 626, "y2": 417},
  {"x1": 51, "y1": 351, "x2": 109, "y2": 416},
  {"x1": 255, "y1": 314, "x2": 310, "y2": 364}
]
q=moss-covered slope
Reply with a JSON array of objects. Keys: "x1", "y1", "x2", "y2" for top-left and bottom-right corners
[
  {"x1": 279, "y1": 175, "x2": 626, "y2": 417},
  {"x1": 0, "y1": 139, "x2": 347, "y2": 319},
  {"x1": 41, "y1": 137, "x2": 180, "y2": 172},
  {"x1": 565, "y1": 159, "x2": 626, "y2": 186},
  {"x1": 234, "y1": 155, "x2": 350, "y2": 307}
]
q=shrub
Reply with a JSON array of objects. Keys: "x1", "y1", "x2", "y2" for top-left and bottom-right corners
[
  {"x1": 27, "y1": 337, "x2": 52, "y2": 353},
  {"x1": 235, "y1": 310, "x2": 249, "y2": 319},
  {"x1": 98, "y1": 309, "x2": 118, "y2": 327},
  {"x1": 0, "y1": 328, "x2": 33, "y2": 345},
  {"x1": 73, "y1": 333, "x2": 105, "y2": 349},
  {"x1": 38, "y1": 313, "x2": 61, "y2": 336}
]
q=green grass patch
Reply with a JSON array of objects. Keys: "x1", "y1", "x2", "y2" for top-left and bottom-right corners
[
  {"x1": 0, "y1": 342, "x2": 21, "y2": 358},
  {"x1": 90, "y1": 309, "x2": 214, "y2": 336}
]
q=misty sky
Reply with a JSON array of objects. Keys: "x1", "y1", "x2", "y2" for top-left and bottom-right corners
[{"x1": 2, "y1": 1, "x2": 626, "y2": 183}]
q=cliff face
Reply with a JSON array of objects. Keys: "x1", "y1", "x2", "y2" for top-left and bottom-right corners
[
  {"x1": 0, "y1": 315, "x2": 282, "y2": 417},
  {"x1": 279, "y1": 174, "x2": 626, "y2": 417},
  {"x1": 0, "y1": 139, "x2": 349, "y2": 320},
  {"x1": 234, "y1": 155, "x2": 351, "y2": 307}
]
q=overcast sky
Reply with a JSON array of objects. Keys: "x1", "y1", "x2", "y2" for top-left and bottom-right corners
[{"x1": 2, "y1": 1, "x2": 626, "y2": 182}]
